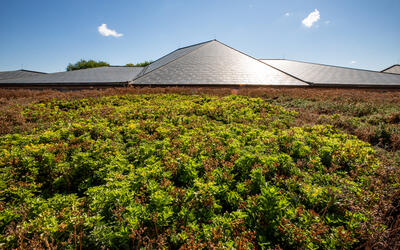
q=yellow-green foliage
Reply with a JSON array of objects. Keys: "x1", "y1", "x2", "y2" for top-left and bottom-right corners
[{"x1": 0, "y1": 95, "x2": 382, "y2": 249}]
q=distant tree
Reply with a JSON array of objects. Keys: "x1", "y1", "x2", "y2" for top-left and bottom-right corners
[
  {"x1": 66, "y1": 59, "x2": 110, "y2": 71},
  {"x1": 125, "y1": 61, "x2": 153, "y2": 67}
]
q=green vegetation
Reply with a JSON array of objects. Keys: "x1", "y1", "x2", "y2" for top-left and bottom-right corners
[
  {"x1": 0, "y1": 93, "x2": 389, "y2": 249},
  {"x1": 126, "y1": 61, "x2": 153, "y2": 67},
  {"x1": 66, "y1": 59, "x2": 110, "y2": 71},
  {"x1": 65, "y1": 59, "x2": 153, "y2": 71}
]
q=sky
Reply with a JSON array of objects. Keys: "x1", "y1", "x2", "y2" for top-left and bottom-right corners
[{"x1": 0, "y1": 0, "x2": 399, "y2": 73}]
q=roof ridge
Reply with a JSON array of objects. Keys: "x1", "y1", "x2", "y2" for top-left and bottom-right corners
[
  {"x1": 0, "y1": 69, "x2": 47, "y2": 74},
  {"x1": 19, "y1": 69, "x2": 47, "y2": 74},
  {"x1": 138, "y1": 40, "x2": 214, "y2": 78},
  {"x1": 175, "y1": 39, "x2": 216, "y2": 51},
  {"x1": 133, "y1": 40, "x2": 215, "y2": 81},
  {"x1": 212, "y1": 41, "x2": 310, "y2": 85}
]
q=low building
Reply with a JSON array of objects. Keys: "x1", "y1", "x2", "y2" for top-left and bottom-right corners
[
  {"x1": 1, "y1": 40, "x2": 400, "y2": 88},
  {"x1": 0, "y1": 69, "x2": 46, "y2": 81},
  {"x1": 381, "y1": 65, "x2": 400, "y2": 74},
  {"x1": 0, "y1": 66, "x2": 143, "y2": 88},
  {"x1": 261, "y1": 59, "x2": 400, "y2": 87}
]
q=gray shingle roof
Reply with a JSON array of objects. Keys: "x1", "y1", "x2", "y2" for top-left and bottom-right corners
[
  {"x1": 2, "y1": 41, "x2": 398, "y2": 88},
  {"x1": 382, "y1": 65, "x2": 400, "y2": 74},
  {"x1": 0, "y1": 66, "x2": 143, "y2": 86},
  {"x1": 261, "y1": 59, "x2": 400, "y2": 87},
  {"x1": 132, "y1": 41, "x2": 307, "y2": 86},
  {"x1": 139, "y1": 40, "x2": 212, "y2": 77},
  {"x1": 0, "y1": 70, "x2": 46, "y2": 80}
]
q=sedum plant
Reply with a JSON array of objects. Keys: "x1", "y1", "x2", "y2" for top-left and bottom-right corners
[{"x1": 0, "y1": 95, "x2": 383, "y2": 249}]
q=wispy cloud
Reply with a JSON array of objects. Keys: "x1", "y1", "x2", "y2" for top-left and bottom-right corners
[
  {"x1": 284, "y1": 12, "x2": 291, "y2": 17},
  {"x1": 98, "y1": 24, "x2": 123, "y2": 38},
  {"x1": 324, "y1": 20, "x2": 331, "y2": 25},
  {"x1": 302, "y1": 9, "x2": 320, "y2": 28},
  {"x1": 350, "y1": 60, "x2": 357, "y2": 65}
]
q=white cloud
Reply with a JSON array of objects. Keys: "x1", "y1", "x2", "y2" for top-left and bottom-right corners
[
  {"x1": 285, "y1": 12, "x2": 291, "y2": 17},
  {"x1": 98, "y1": 24, "x2": 123, "y2": 38},
  {"x1": 350, "y1": 60, "x2": 357, "y2": 64},
  {"x1": 324, "y1": 20, "x2": 331, "y2": 24},
  {"x1": 302, "y1": 9, "x2": 320, "y2": 28}
]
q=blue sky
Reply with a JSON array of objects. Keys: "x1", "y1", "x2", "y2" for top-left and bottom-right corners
[{"x1": 0, "y1": 0, "x2": 399, "y2": 73}]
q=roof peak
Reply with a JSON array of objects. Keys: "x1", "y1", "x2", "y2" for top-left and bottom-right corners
[
  {"x1": 176, "y1": 39, "x2": 216, "y2": 51},
  {"x1": 132, "y1": 39, "x2": 307, "y2": 86}
]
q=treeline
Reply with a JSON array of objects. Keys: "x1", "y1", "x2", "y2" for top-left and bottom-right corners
[
  {"x1": 66, "y1": 59, "x2": 152, "y2": 71},
  {"x1": 125, "y1": 61, "x2": 153, "y2": 67}
]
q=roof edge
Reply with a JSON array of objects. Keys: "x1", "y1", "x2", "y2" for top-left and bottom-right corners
[{"x1": 0, "y1": 81, "x2": 130, "y2": 86}]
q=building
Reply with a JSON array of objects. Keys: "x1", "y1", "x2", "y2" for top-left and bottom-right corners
[
  {"x1": 381, "y1": 65, "x2": 400, "y2": 74},
  {"x1": 261, "y1": 59, "x2": 400, "y2": 87},
  {"x1": 1, "y1": 40, "x2": 400, "y2": 88},
  {"x1": 0, "y1": 69, "x2": 46, "y2": 81}
]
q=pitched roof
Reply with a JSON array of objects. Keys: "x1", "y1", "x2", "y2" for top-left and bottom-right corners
[
  {"x1": 0, "y1": 69, "x2": 46, "y2": 80},
  {"x1": 2, "y1": 41, "x2": 398, "y2": 88},
  {"x1": 0, "y1": 66, "x2": 143, "y2": 86},
  {"x1": 261, "y1": 59, "x2": 400, "y2": 87},
  {"x1": 138, "y1": 40, "x2": 213, "y2": 77},
  {"x1": 132, "y1": 40, "x2": 307, "y2": 86},
  {"x1": 381, "y1": 65, "x2": 400, "y2": 74}
]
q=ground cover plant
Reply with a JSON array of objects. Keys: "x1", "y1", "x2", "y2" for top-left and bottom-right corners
[{"x1": 0, "y1": 87, "x2": 399, "y2": 249}]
